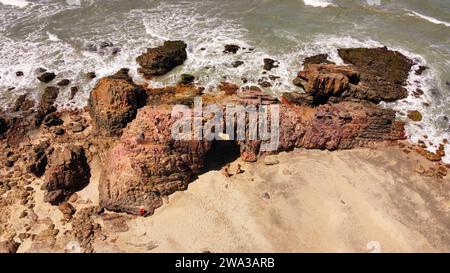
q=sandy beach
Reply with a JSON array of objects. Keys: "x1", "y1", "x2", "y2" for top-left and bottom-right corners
[{"x1": 2, "y1": 143, "x2": 447, "y2": 253}]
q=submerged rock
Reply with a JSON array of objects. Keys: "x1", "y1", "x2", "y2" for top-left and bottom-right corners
[
  {"x1": 57, "y1": 79, "x2": 70, "y2": 86},
  {"x1": 136, "y1": 40, "x2": 187, "y2": 78},
  {"x1": 223, "y1": 44, "x2": 240, "y2": 54},
  {"x1": 231, "y1": 60, "x2": 244, "y2": 68},
  {"x1": 178, "y1": 73, "x2": 195, "y2": 85},
  {"x1": 37, "y1": 72, "x2": 56, "y2": 83},
  {"x1": 263, "y1": 58, "x2": 279, "y2": 71},
  {"x1": 88, "y1": 68, "x2": 147, "y2": 136},
  {"x1": 303, "y1": 54, "x2": 334, "y2": 67},
  {"x1": 42, "y1": 145, "x2": 90, "y2": 205},
  {"x1": 407, "y1": 110, "x2": 423, "y2": 122}
]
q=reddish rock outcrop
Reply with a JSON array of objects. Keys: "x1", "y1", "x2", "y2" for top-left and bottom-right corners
[
  {"x1": 99, "y1": 86, "x2": 405, "y2": 216},
  {"x1": 99, "y1": 106, "x2": 211, "y2": 216},
  {"x1": 41, "y1": 145, "x2": 90, "y2": 205},
  {"x1": 88, "y1": 69, "x2": 146, "y2": 136},
  {"x1": 136, "y1": 40, "x2": 187, "y2": 78}
]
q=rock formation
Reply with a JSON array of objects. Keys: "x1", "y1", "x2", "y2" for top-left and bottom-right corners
[
  {"x1": 34, "y1": 86, "x2": 59, "y2": 127},
  {"x1": 293, "y1": 47, "x2": 413, "y2": 104},
  {"x1": 99, "y1": 82, "x2": 405, "y2": 215},
  {"x1": 136, "y1": 40, "x2": 187, "y2": 78},
  {"x1": 88, "y1": 68, "x2": 146, "y2": 136},
  {"x1": 41, "y1": 145, "x2": 90, "y2": 205}
]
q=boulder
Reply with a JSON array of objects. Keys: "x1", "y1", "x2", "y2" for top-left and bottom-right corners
[
  {"x1": 41, "y1": 145, "x2": 90, "y2": 205},
  {"x1": 37, "y1": 72, "x2": 56, "y2": 83},
  {"x1": 57, "y1": 79, "x2": 70, "y2": 86},
  {"x1": 136, "y1": 40, "x2": 187, "y2": 78},
  {"x1": 34, "y1": 86, "x2": 59, "y2": 127},
  {"x1": 407, "y1": 110, "x2": 423, "y2": 122},
  {"x1": 178, "y1": 73, "x2": 195, "y2": 85},
  {"x1": 223, "y1": 44, "x2": 240, "y2": 54},
  {"x1": 263, "y1": 58, "x2": 279, "y2": 71},
  {"x1": 303, "y1": 54, "x2": 334, "y2": 67},
  {"x1": 88, "y1": 68, "x2": 147, "y2": 136}
]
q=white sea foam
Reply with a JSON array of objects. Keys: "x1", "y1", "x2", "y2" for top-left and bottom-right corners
[
  {"x1": 303, "y1": 0, "x2": 334, "y2": 8},
  {"x1": 46, "y1": 32, "x2": 60, "y2": 42},
  {"x1": 0, "y1": 0, "x2": 29, "y2": 8},
  {"x1": 406, "y1": 10, "x2": 450, "y2": 27},
  {"x1": 0, "y1": 0, "x2": 448, "y2": 162}
]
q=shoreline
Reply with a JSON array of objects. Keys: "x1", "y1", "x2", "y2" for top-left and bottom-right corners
[{"x1": 0, "y1": 43, "x2": 449, "y2": 253}]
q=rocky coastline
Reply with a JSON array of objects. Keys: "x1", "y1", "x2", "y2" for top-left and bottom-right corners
[{"x1": 0, "y1": 41, "x2": 448, "y2": 252}]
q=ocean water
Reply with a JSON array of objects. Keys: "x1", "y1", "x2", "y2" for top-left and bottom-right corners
[{"x1": 0, "y1": 0, "x2": 449, "y2": 161}]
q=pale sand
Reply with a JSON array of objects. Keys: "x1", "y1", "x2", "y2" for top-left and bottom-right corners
[{"x1": 91, "y1": 146, "x2": 450, "y2": 253}]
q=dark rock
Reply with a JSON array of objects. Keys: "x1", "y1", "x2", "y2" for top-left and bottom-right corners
[
  {"x1": 36, "y1": 67, "x2": 47, "y2": 74},
  {"x1": 43, "y1": 113, "x2": 63, "y2": 127},
  {"x1": 86, "y1": 72, "x2": 96, "y2": 80},
  {"x1": 178, "y1": 74, "x2": 195, "y2": 85},
  {"x1": 415, "y1": 65, "x2": 428, "y2": 76},
  {"x1": 42, "y1": 145, "x2": 90, "y2": 205},
  {"x1": 293, "y1": 63, "x2": 409, "y2": 105},
  {"x1": 0, "y1": 116, "x2": 11, "y2": 138},
  {"x1": 70, "y1": 86, "x2": 79, "y2": 100},
  {"x1": 100, "y1": 41, "x2": 113, "y2": 49},
  {"x1": 12, "y1": 94, "x2": 35, "y2": 112},
  {"x1": 0, "y1": 240, "x2": 20, "y2": 253},
  {"x1": 337, "y1": 47, "x2": 413, "y2": 85},
  {"x1": 223, "y1": 44, "x2": 240, "y2": 54},
  {"x1": 5, "y1": 159, "x2": 15, "y2": 167},
  {"x1": 27, "y1": 141, "x2": 50, "y2": 177},
  {"x1": 88, "y1": 69, "x2": 147, "y2": 136},
  {"x1": 136, "y1": 40, "x2": 187, "y2": 78},
  {"x1": 16, "y1": 71, "x2": 24, "y2": 77},
  {"x1": 57, "y1": 79, "x2": 70, "y2": 86},
  {"x1": 231, "y1": 61, "x2": 244, "y2": 68},
  {"x1": 111, "y1": 48, "x2": 121, "y2": 56},
  {"x1": 54, "y1": 127, "x2": 64, "y2": 135},
  {"x1": 258, "y1": 78, "x2": 272, "y2": 88},
  {"x1": 37, "y1": 72, "x2": 56, "y2": 83},
  {"x1": 263, "y1": 58, "x2": 279, "y2": 71},
  {"x1": 33, "y1": 86, "x2": 59, "y2": 127},
  {"x1": 303, "y1": 54, "x2": 334, "y2": 67}
]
